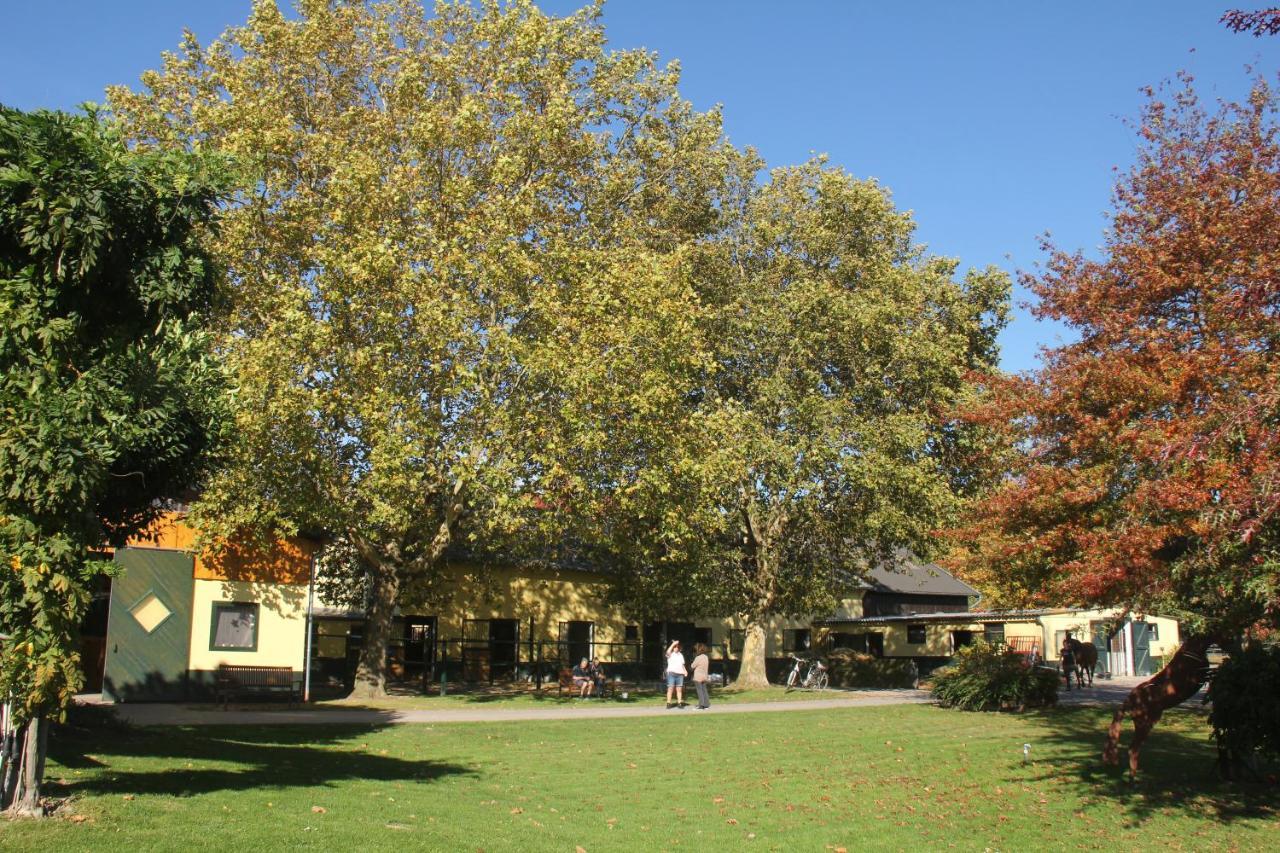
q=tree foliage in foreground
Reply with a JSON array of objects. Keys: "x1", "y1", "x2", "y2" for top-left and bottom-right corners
[
  {"x1": 110, "y1": 0, "x2": 728, "y2": 696},
  {"x1": 0, "y1": 106, "x2": 226, "y2": 813},
  {"x1": 1209, "y1": 642, "x2": 1280, "y2": 778}
]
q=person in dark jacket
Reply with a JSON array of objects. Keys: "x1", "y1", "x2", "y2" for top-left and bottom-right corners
[
  {"x1": 690, "y1": 643, "x2": 711, "y2": 710},
  {"x1": 572, "y1": 657, "x2": 593, "y2": 698}
]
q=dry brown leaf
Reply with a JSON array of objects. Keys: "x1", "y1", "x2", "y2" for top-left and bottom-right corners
[{"x1": 311, "y1": 806, "x2": 327, "y2": 814}]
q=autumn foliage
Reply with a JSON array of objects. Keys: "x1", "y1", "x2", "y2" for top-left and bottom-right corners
[{"x1": 950, "y1": 75, "x2": 1280, "y2": 636}]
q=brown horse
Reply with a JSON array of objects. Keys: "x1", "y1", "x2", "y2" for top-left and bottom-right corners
[
  {"x1": 1068, "y1": 639, "x2": 1098, "y2": 687},
  {"x1": 1103, "y1": 635, "x2": 1214, "y2": 777}
]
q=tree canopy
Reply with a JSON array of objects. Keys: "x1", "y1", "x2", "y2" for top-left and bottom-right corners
[
  {"x1": 110, "y1": 0, "x2": 731, "y2": 696},
  {"x1": 0, "y1": 105, "x2": 227, "y2": 812},
  {"x1": 948, "y1": 75, "x2": 1280, "y2": 640},
  {"x1": 553, "y1": 155, "x2": 1009, "y2": 686}
]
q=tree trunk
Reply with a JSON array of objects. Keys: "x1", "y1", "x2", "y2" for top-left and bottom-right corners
[
  {"x1": 348, "y1": 562, "x2": 401, "y2": 700},
  {"x1": 734, "y1": 621, "x2": 770, "y2": 689},
  {"x1": 2, "y1": 716, "x2": 48, "y2": 817}
]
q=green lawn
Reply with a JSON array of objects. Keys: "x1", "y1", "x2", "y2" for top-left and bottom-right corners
[{"x1": 4, "y1": 704, "x2": 1277, "y2": 851}]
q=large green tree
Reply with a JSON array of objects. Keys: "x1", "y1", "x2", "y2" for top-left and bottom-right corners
[
  {"x1": 110, "y1": 0, "x2": 729, "y2": 697},
  {"x1": 556, "y1": 156, "x2": 1009, "y2": 687},
  {"x1": 0, "y1": 107, "x2": 226, "y2": 814}
]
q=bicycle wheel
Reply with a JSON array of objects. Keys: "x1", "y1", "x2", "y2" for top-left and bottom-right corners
[
  {"x1": 785, "y1": 669, "x2": 798, "y2": 690},
  {"x1": 814, "y1": 672, "x2": 828, "y2": 691}
]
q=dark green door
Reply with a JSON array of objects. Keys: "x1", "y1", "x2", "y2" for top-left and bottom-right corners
[
  {"x1": 102, "y1": 549, "x2": 194, "y2": 701},
  {"x1": 1132, "y1": 622, "x2": 1154, "y2": 676}
]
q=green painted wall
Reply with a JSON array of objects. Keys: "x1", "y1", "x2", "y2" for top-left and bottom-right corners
[{"x1": 102, "y1": 548, "x2": 195, "y2": 701}]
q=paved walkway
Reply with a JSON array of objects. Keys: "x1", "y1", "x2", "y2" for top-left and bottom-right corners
[
  {"x1": 87, "y1": 678, "x2": 1171, "y2": 727},
  {"x1": 89, "y1": 688, "x2": 933, "y2": 727},
  {"x1": 1054, "y1": 674, "x2": 1198, "y2": 706}
]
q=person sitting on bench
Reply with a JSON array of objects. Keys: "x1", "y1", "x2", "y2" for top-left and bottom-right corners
[
  {"x1": 571, "y1": 657, "x2": 593, "y2": 698},
  {"x1": 588, "y1": 658, "x2": 607, "y2": 697}
]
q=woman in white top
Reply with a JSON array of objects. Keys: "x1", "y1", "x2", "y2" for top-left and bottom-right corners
[{"x1": 665, "y1": 640, "x2": 687, "y2": 708}]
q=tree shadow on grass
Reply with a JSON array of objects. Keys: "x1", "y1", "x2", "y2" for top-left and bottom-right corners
[
  {"x1": 1015, "y1": 705, "x2": 1279, "y2": 825},
  {"x1": 46, "y1": 720, "x2": 474, "y2": 800}
]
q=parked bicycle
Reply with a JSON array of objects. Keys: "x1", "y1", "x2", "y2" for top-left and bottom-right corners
[{"x1": 784, "y1": 655, "x2": 828, "y2": 691}]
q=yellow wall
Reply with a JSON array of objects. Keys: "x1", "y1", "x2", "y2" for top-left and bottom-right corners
[
  {"x1": 324, "y1": 563, "x2": 822, "y2": 660},
  {"x1": 821, "y1": 609, "x2": 1183, "y2": 665},
  {"x1": 713, "y1": 614, "x2": 821, "y2": 659},
  {"x1": 1039, "y1": 610, "x2": 1181, "y2": 661},
  {"x1": 428, "y1": 564, "x2": 634, "y2": 644},
  {"x1": 882, "y1": 621, "x2": 983, "y2": 657},
  {"x1": 187, "y1": 578, "x2": 308, "y2": 671}
]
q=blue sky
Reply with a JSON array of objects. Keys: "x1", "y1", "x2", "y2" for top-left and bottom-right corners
[{"x1": 2, "y1": 1, "x2": 1274, "y2": 372}]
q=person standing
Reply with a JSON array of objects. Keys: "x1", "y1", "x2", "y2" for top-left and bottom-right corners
[
  {"x1": 690, "y1": 643, "x2": 711, "y2": 710},
  {"x1": 665, "y1": 640, "x2": 687, "y2": 708},
  {"x1": 1060, "y1": 632, "x2": 1077, "y2": 691}
]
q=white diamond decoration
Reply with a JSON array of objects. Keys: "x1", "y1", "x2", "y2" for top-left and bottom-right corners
[{"x1": 130, "y1": 593, "x2": 171, "y2": 633}]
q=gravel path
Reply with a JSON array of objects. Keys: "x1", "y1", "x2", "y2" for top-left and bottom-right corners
[
  {"x1": 88, "y1": 677, "x2": 1177, "y2": 727},
  {"x1": 92, "y1": 688, "x2": 933, "y2": 727}
]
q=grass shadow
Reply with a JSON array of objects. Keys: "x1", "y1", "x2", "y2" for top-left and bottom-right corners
[
  {"x1": 47, "y1": 719, "x2": 474, "y2": 800},
  {"x1": 1015, "y1": 705, "x2": 1280, "y2": 825}
]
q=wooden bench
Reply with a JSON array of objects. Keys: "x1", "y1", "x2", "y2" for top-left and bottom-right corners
[
  {"x1": 216, "y1": 664, "x2": 300, "y2": 708},
  {"x1": 556, "y1": 667, "x2": 613, "y2": 698}
]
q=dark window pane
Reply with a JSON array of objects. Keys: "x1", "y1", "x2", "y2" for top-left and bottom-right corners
[{"x1": 213, "y1": 604, "x2": 257, "y2": 649}]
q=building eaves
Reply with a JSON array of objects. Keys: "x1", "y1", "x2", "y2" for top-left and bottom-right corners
[{"x1": 816, "y1": 607, "x2": 1084, "y2": 626}]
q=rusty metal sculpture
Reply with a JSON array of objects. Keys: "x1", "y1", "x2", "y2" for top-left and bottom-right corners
[{"x1": 1102, "y1": 635, "x2": 1214, "y2": 776}]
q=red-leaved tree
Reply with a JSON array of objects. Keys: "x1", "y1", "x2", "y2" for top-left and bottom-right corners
[
  {"x1": 948, "y1": 74, "x2": 1280, "y2": 770},
  {"x1": 1221, "y1": 8, "x2": 1280, "y2": 37}
]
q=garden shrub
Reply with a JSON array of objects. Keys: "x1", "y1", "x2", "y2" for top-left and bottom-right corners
[
  {"x1": 930, "y1": 642, "x2": 1058, "y2": 711},
  {"x1": 1208, "y1": 643, "x2": 1280, "y2": 780},
  {"x1": 826, "y1": 649, "x2": 919, "y2": 688}
]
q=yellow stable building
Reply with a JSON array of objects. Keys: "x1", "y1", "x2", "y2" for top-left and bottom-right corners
[
  {"x1": 91, "y1": 513, "x2": 1180, "y2": 699},
  {"x1": 817, "y1": 607, "x2": 1182, "y2": 677}
]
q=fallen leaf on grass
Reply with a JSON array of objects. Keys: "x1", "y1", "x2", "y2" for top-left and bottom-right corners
[
  {"x1": 121, "y1": 795, "x2": 134, "y2": 801},
  {"x1": 712, "y1": 796, "x2": 725, "y2": 804},
  {"x1": 510, "y1": 807, "x2": 523, "y2": 815},
  {"x1": 576, "y1": 847, "x2": 586, "y2": 853},
  {"x1": 311, "y1": 806, "x2": 327, "y2": 814},
  {"x1": 726, "y1": 818, "x2": 738, "y2": 825},
  {"x1": 67, "y1": 815, "x2": 88, "y2": 823}
]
